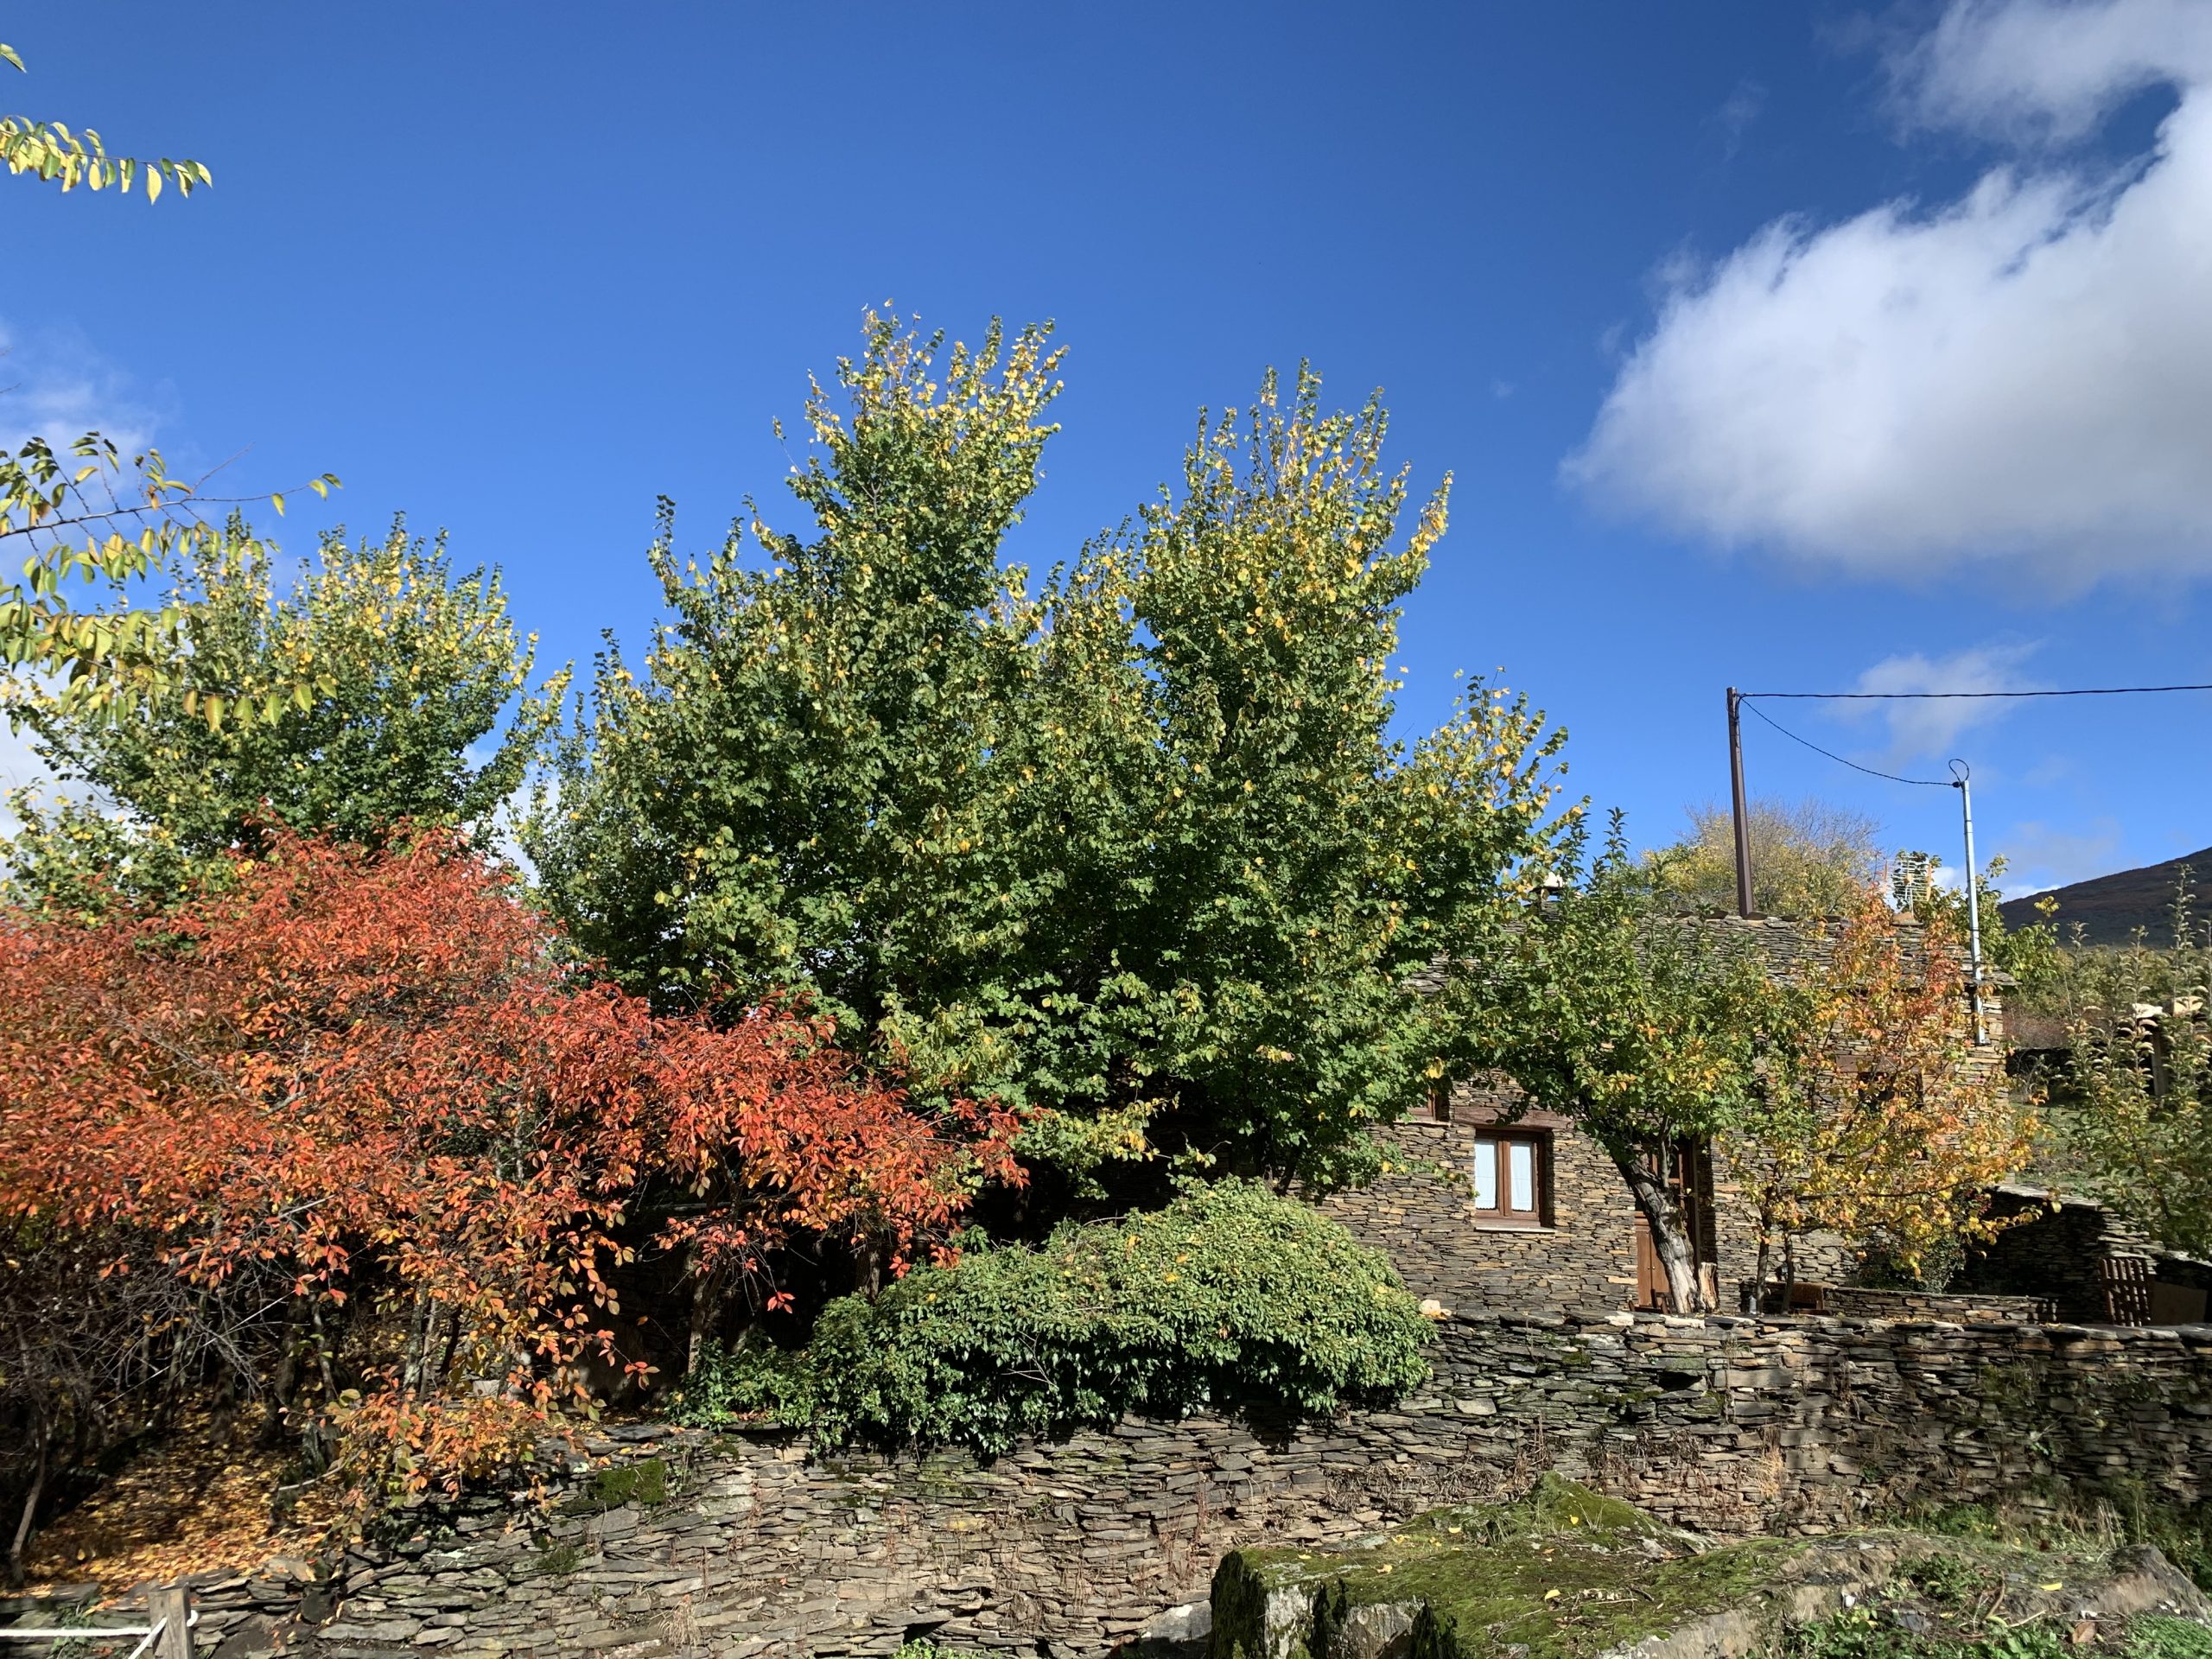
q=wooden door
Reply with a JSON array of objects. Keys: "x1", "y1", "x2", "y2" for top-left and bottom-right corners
[{"x1": 1633, "y1": 1211, "x2": 1662, "y2": 1309}]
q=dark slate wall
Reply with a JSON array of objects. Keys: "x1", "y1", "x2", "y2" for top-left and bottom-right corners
[{"x1": 246, "y1": 1311, "x2": 2212, "y2": 1659}]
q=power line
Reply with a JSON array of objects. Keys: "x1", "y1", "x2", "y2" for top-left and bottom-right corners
[
  {"x1": 1743, "y1": 683, "x2": 2212, "y2": 701},
  {"x1": 1732, "y1": 677, "x2": 2212, "y2": 784},
  {"x1": 1738, "y1": 699, "x2": 1952, "y2": 788}
]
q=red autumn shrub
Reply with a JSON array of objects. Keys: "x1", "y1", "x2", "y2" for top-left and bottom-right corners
[{"x1": 0, "y1": 830, "x2": 1020, "y2": 1510}]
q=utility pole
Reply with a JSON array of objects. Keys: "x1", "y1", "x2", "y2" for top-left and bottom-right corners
[
  {"x1": 1950, "y1": 761, "x2": 1987, "y2": 1046},
  {"x1": 1726, "y1": 687, "x2": 1753, "y2": 918}
]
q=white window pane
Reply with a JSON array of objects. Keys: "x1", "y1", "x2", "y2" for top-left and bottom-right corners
[
  {"x1": 1509, "y1": 1141, "x2": 1537, "y2": 1212},
  {"x1": 1473, "y1": 1139, "x2": 1498, "y2": 1209}
]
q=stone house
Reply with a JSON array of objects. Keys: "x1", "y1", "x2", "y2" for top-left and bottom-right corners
[{"x1": 1323, "y1": 914, "x2": 2005, "y2": 1316}]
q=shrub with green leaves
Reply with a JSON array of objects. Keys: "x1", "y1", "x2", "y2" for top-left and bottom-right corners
[{"x1": 677, "y1": 1181, "x2": 1432, "y2": 1452}]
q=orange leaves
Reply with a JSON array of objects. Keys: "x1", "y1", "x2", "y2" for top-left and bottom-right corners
[
  {"x1": 1731, "y1": 888, "x2": 2031, "y2": 1274},
  {"x1": 0, "y1": 830, "x2": 1021, "y2": 1499}
]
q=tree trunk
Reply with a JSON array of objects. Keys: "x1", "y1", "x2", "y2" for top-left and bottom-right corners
[
  {"x1": 1614, "y1": 1146, "x2": 1707, "y2": 1314},
  {"x1": 263, "y1": 1294, "x2": 310, "y2": 1447},
  {"x1": 7, "y1": 1420, "x2": 48, "y2": 1590},
  {"x1": 308, "y1": 1296, "x2": 340, "y2": 1400},
  {"x1": 1748, "y1": 1225, "x2": 1772, "y2": 1316},
  {"x1": 686, "y1": 1259, "x2": 730, "y2": 1376},
  {"x1": 848, "y1": 1233, "x2": 887, "y2": 1300}
]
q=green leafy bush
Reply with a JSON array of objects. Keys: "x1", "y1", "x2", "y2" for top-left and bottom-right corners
[
  {"x1": 2128, "y1": 1618, "x2": 2212, "y2": 1659},
  {"x1": 671, "y1": 1334, "x2": 821, "y2": 1427},
  {"x1": 677, "y1": 1181, "x2": 1433, "y2": 1452}
]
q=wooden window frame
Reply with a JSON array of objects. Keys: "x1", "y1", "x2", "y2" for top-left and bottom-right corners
[{"x1": 1472, "y1": 1128, "x2": 1550, "y2": 1228}]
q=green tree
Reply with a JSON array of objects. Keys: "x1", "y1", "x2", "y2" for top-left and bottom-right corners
[
  {"x1": 1646, "y1": 796, "x2": 1882, "y2": 918},
  {"x1": 2052, "y1": 876, "x2": 2212, "y2": 1253},
  {"x1": 4, "y1": 521, "x2": 563, "y2": 909},
  {"x1": 1122, "y1": 369, "x2": 1570, "y2": 1183},
  {"x1": 1896, "y1": 850, "x2": 2063, "y2": 996},
  {"x1": 1457, "y1": 814, "x2": 1774, "y2": 1313},
  {"x1": 528, "y1": 313, "x2": 1569, "y2": 1190}
]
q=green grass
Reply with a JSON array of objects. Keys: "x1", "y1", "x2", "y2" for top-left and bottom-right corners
[
  {"x1": 1776, "y1": 1607, "x2": 2212, "y2": 1659},
  {"x1": 531, "y1": 1541, "x2": 582, "y2": 1579},
  {"x1": 1890, "y1": 1484, "x2": 2212, "y2": 1593}
]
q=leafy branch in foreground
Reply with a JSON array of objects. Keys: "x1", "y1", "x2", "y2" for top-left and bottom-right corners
[
  {"x1": 1, "y1": 432, "x2": 340, "y2": 724},
  {"x1": 2, "y1": 38, "x2": 209, "y2": 202},
  {"x1": 2, "y1": 36, "x2": 340, "y2": 726}
]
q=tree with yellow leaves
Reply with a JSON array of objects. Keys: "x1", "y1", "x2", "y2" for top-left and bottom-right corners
[
  {"x1": 530, "y1": 313, "x2": 1573, "y2": 1193},
  {"x1": 1456, "y1": 813, "x2": 1775, "y2": 1313},
  {"x1": 4, "y1": 521, "x2": 563, "y2": 912},
  {"x1": 1730, "y1": 889, "x2": 2033, "y2": 1306}
]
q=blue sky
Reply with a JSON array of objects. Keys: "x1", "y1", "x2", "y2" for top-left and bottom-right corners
[{"x1": 5, "y1": 1, "x2": 2209, "y2": 895}]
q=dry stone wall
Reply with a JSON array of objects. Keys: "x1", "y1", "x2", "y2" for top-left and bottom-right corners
[
  {"x1": 1955, "y1": 1185, "x2": 2157, "y2": 1323},
  {"x1": 251, "y1": 1311, "x2": 2212, "y2": 1659}
]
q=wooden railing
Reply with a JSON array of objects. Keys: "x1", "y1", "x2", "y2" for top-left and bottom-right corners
[{"x1": 1, "y1": 1586, "x2": 193, "y2": 1659}]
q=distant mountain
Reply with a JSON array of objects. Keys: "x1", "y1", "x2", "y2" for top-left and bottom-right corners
[{"x1": 1999, "y1": 846, "x2": 2212, "y2": 948}]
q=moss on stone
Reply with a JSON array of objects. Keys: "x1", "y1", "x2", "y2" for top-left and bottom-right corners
[
  {"x1": 1212, "y1": 1475, "x2": 1802, "y2": 1659},
  {"x1": 569, "y1": 1456, "x2": 668, "y2": 1512}
]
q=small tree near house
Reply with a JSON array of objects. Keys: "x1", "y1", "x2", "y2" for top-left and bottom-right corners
[
  {"x1": 1452, "y1": 815, "x2": 1774, "y2": 1314},
  {"x1": 1455, "y1": 823, "x2": 2030, "y2": 1315},
  {"x1": 1729, "y1": 890, "x2": 2033, "y2": 1306}
]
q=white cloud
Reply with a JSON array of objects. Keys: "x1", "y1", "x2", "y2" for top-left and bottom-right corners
[
  {"x1": 1840, "y1": 641, "x2": 2044, "y2": 760},
  {"x1": 0, "y1": 321, "x2": 164, "y2": 458},
  {"x1": 1567, "y1": 0, "x2": 2212, "y2": 588},
  {"x1": 1899, "y1": 0, "x2": 2212, "y2": 142},
  {"x1": 1992, "y1": 815, "x2": 2124, "y2": 893},
  {"x1": 1711, "y1": 78, "x2": 1769, "y2": 157}
]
